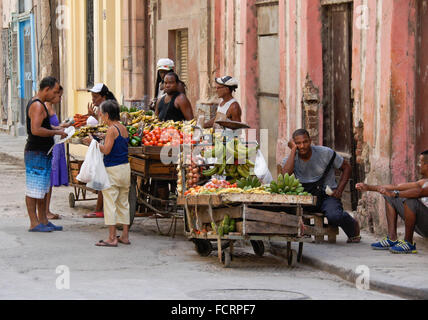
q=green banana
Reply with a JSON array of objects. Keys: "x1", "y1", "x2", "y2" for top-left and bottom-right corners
[
  {"x1": 216, "y1": 163, "x2": 227, "y2": 175},
  {"x1": 270, "y1": 181, "x2": 280, "y2": 194},
  {"x1": 284, "y1": 173, "x2": 290, "y2": 187},
  {"x1": 237, "y1": 165, "x2": 250, "y2": 178},
  {"x1": 278, "y1": 174, "x2": 285, "y2": 190},
  {"x1": 202, "y1": 166, "x2": 218, "y2": 176}
]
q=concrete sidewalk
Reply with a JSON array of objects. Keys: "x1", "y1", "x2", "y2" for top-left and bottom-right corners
[
  {"x1": 269, "y1": 229, "x2": 428, "y2": 299},
  {"x1": 2, "y1": 132, "x2": 427, "y2": 299}
]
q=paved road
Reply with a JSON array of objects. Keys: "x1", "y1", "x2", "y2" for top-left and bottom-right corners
[{"x1": 0, "y1": 151, "x2": 402, "y2": 300}]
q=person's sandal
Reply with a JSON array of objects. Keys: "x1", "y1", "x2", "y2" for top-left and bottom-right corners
[{"x1": 347, "y1": 236, "x2": 362, "y2": 243}]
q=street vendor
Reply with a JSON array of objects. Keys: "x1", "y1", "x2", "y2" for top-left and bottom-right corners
[
  {"x1": 87, "y1": 83, "x2": 118, "y2": 120},
  {"x1": 155, "y1": 72, "x2": 194, "y2": 122},
  {"x1": 203, "y1": 76, "x2": 242, "y2": 129},
  {"x1": 83, "y1": 83, "x2": 117, "y2": 219},
  {"x1": 280, "y1": 129, "x2": 361, "y2": 244},
  {"x1": 151, "y1": 58, "x2": 186, "y2": 109}
]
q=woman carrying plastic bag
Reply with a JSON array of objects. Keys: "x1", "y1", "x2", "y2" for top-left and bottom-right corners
[
  {"x1": 77, "y1": 140, "x2": 110, "y2": 191},
  {"x1": 83, "y1": 100, "x2": 131, "y2": 248}
]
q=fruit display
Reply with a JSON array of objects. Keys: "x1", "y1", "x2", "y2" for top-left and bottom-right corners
[
  {"x1": 183, "y1": 179, "x2": 239, "y2": 196},
  {"x1": 237, "y1": 176, "x2": 262, "y2": 190},
  {"x1": 73, "y1": 124, "x2": 108, "y2": 138},
  {"x1": 202, "y1": 138, "x2": 257, "y2": 183},
  {"x1": 269, "y1": 173, "x2": 310, "y2": 196},
  {"x1": 212, "y1": 215, "x2": 236, "y2": 237}
]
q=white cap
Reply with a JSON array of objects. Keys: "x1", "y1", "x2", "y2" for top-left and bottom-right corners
[
  {"x1": 157, "y1": 58, "x2": 175, "y2": 71},
  {"x1": 88, "y1": 83, "x2": 105, "y2": 93},
  {"x1": 215, "y1": 76, "x2": 239, "y2": 88}
]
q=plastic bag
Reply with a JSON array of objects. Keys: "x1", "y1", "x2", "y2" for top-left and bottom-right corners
[
  {"x1": 76, "y1": 140, "x2": 98, "y2": 183},
  {"x1": 254, "y1": 150, "x2": 273, "y2": 184},
  {"x1": 77, "y1": 140, "x2": 111, "y2": 191},
  {"x1": 86, "y1": 143, "x2": 111, "y2": 191}
]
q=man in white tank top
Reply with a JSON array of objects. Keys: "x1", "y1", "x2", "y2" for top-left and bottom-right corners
[
  {"x1": 356, "y1": 150, "x2": 428, "y2": 254},
  {"x1": 204, "y1": 76, "x2": 242, "y2": 128}
]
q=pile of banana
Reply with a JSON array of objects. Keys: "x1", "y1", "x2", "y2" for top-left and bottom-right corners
[
  {"x1": 269, "y1": 173, "x2": 309, "y2": 196},
  {"x1": 74, "y1": 125, "x2": 108, "y2": 138},
  {"x1": 202, "y1": 138, "x2": 258, "y2": 183}
]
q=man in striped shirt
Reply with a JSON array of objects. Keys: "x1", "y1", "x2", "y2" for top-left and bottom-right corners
[{"x1": 356, "y1": 150, "x2": 428, "y2": 254}]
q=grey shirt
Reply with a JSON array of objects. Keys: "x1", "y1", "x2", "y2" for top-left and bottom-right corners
[{"x1": 281, "y1": 146, "x2": 344, "y2": 189}]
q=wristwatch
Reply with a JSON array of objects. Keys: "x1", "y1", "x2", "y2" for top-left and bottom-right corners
[{"x1": 393, "y1": 190, "x2": 400, "y2": 198}]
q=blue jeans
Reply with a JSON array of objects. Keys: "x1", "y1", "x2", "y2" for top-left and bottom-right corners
[{"x1": 321, "y1": 197, "x2": 357, "y2": 238}]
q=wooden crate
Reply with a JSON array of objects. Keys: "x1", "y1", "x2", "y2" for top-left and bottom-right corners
[
  {"x1": 236, "y1": 207, "x2": 300, "y2": 236},
  {"x1": 69, "y1": 160, "x2": 84, "y2": 185},
  {"x1": 148, "y1": 161, "x2": 177, "y2": 179},
  {"x1": 129, "y1": 156, "x2": 146, "y2": 174}
]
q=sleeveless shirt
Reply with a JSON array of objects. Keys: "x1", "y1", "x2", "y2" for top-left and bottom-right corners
[
  {"x1": 158, "y1": 92, "x2": 186, "y2": 122},
  {"x1": 25, "y1": 99, "x2": 54, "y2": 153}
]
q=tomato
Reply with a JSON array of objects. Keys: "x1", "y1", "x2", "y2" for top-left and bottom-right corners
[{"x1": 157, "y1": 143, "x2": 164, "y2": 147}]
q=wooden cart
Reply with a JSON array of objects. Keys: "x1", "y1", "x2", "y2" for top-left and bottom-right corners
[
  {"x1": 128, "y1": 146, "x2": 182, "y2": 235},
  {"x1": 66, "y1": 142, "x2": 99, "y2": 208},
  {"x1": 178, "y1": 193, "x2": 317, "y2": 267}
]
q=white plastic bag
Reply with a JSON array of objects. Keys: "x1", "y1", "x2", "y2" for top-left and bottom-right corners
[
  {"x1": 76, "y1": 140, "x2": 98, "y2": 183},
  {"x1": 254, "y1": 150, "x2": 273, "y2": 184},
  {"x1": 77, "y1": 140, "x2": 110, "y2": 191},
  {"x1": 86, "y1": 142, "x2": 111, "y2": 191}
]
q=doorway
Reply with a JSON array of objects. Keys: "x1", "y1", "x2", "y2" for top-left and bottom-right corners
[
  {"x1": 256, "y1": 1, "x2": 280, "y2": 179},
  {"x1": 416, "y1": 0, "x2": 428, "y2": 160},
  {"x1": 322, "y1": 2, "x2": 358, "y2": 210}
]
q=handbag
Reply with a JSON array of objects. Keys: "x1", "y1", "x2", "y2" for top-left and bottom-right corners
[{"x1": 302, "y1": 152, "x2": 337, "y2": 209}]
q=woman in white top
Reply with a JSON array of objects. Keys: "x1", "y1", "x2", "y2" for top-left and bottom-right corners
[{"x1": 204, "y1": 76, "x2": 242, "y2": 128}]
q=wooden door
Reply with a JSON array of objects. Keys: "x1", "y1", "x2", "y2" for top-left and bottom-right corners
[
  {"x1": 256, "y1": 1, "x2": 279, "y2": 178},
  {"x1": 416, "y1": 0, "x2": 428, "y2": 157},
  {"x1": 322, "y1": 3, "x2": 357, "y2": 210}
]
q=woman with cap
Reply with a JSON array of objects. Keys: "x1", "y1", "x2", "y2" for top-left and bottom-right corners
[
  {"x1": 151, "y1": 58, "x2": 186, "y2": 109},
  {"x1": 87, "y1": 83, "x2": 117, "y2": 120},
  {"x1": 204, "y1": 76, "x2": 242, "y2": 128},
  {"x1": 83, "y1": 83, "x2": 117, "y2": 219}
]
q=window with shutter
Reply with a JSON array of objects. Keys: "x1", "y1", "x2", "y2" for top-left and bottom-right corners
[{"x1": 176, "y1": 29, "x2": 188, "y2": 85}]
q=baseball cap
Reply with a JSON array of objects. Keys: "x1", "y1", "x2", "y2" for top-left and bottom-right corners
[
  {"x1": 157, "y1": 58, "x2": 175, "y2": 71},
  {"x1": 88, "y1": 83, "x2": 105, "y2": 93},
  {"x1": 215, "y1": 76, "x2": 239, "y2": 88}
]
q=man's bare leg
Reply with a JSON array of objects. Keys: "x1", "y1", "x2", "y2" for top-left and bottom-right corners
[
  {"x1": 37, "y1": 194, "x2": 49, "y2": 226},
  {"x1": 385, "y1": 201, "x2": 398, "y2": 241},
  {"x1": 26, "y1": 196, "x2": 39, "y2": 229},
  {"x1": 403, "y1": 203, "x2": 417, "y2": 244},
  {"x1": 46, "y1": 187, "x2": 60, "y2": 220}
]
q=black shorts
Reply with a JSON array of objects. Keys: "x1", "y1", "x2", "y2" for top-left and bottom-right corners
[{"x1": 384, "y1": 196, "x2": 428, "y2": 237}]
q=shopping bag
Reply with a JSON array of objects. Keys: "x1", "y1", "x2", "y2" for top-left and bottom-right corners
[
  {"x1": 86, "y1": 142, "x2": 111, "y2": 191},
  {"x1": 254, "y1": 150, "x2": 273, "y2": 184},
  {"x1": 76, "y1": 140, "x2": 98, "y2": 183}
]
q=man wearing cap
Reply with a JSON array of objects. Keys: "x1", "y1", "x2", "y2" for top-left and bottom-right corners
[
  {"x1": 87, "y1": 83, "x2": 117, "y2": 120},
  {"x1": 204, "y1": 76, "x2": 242, "y2": 128},
  {"x1": 151, "y1": 58, "x2": 186, "y2": 109}
]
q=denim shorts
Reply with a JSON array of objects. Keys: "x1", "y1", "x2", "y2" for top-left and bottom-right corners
[{"x1": 25, "y1": 150, "x2": 52, "y2": 199}]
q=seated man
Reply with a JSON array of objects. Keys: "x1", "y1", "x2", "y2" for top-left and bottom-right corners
[
  {"x1": 356, "y1": 150, "x2": 428, "y2": 254},
  {"x1": 281, "y1": 129, "x2": 361, "y2": 243}
]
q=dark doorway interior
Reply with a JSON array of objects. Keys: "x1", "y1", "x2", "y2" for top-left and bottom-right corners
[{"x1": 322, "y1": 2, "x2": 358, "y2": 211}]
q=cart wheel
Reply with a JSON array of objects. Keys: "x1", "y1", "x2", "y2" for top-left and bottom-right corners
[
  {"x1": 287, "y1": 249, "x2": 298, "y2": 267},
  {"x1": 250, "y1": 240, "x2": 265, "y2": 257},
  {"x1": 221, "y1": 249, "x2": 232, "y2": 268},
  {"x1": 129, "y1": 175, "x2": 137, "y2": 228},
  {"x1": 69, "y1": 193, "x2": 76, "y2": 208},
  {"x1": 194, "y1": 239, "x2": 213, "y2": 257}
]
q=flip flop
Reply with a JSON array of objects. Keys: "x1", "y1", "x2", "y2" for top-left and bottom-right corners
[
  {"x1": 95, "y1": 240, "x2": 118, "y2": 247},
  {"x1": 84, "y1": 212, "x2": 104, "y2": 218},
  {"x1": 116, "y1": 236, "x2": 131, "y2": 245}
]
